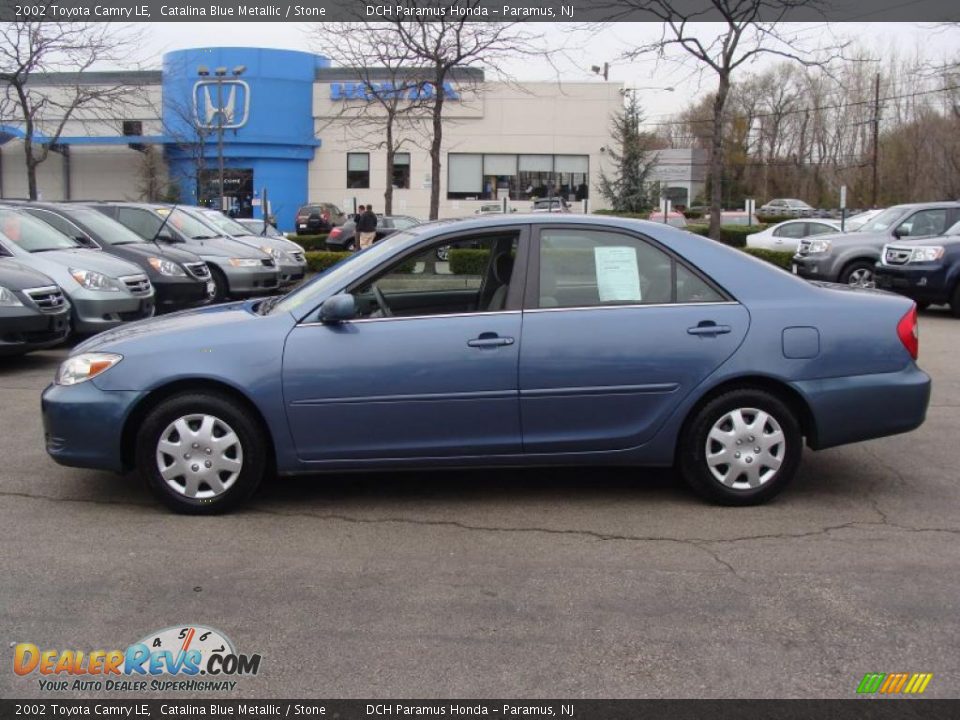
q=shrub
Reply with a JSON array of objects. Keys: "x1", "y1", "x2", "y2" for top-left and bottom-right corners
[
  {"x1": 685, "y1": 224, "x2": 764, "y2": 249},
  {"x1": 287, "y1": 234, "x2": 329, "y2": 251},
  {"x1": 304, "y1": 251, "x2": 350, "y2": 273},
  {"x1": 742, "y1": 248, "x2": 795, "y2": 270},
  {"x1": 682, "y1": 209, "x2": 704, "y2": 220},
  {"x1": 448, "y1": 248, "x2": 490, "y2": 275}
]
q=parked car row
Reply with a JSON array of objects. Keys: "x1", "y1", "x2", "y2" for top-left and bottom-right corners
[{"x1": 0, "y1": 201, "x2": 308, "y2": 356}]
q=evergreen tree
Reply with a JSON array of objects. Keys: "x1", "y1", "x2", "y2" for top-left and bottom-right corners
[{"x1": 599, "y1": 93, "x2": 659, "y2": 213}]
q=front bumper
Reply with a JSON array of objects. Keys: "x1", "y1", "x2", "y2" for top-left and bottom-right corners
[
  {"x1": 0, "y1": 307, "x2": 71, "y2": 355},
  {"x1": 214, "y1": 263, "x2": 281, "y2": 297},
  {"x1": 42, "y1": 381, "x2": 143, "y2": 472},
  {"x1": 874, "y1": 264, "x2": 949, "y2": 304},
  {"x1": 154, "y1": 277, "x2": 212, "y2": 312},
  {"x1": 791, "y1": 255, "x2": 836, "y2": 281},
  {"x1": 793, "y1": 365, "x2": 931, "y2": 450},
  {"x1": 69, "y1": 289, "x2": 156, "y2": 335},
  {"x1": 277, "y1": 259, "x2": 307, "y2": 287}
]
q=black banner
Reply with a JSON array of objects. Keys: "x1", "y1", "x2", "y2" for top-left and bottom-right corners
[
  {"x1": 3, "y1": 700, "x2": 960, "y2": 719},
  {"x1": 1, "y1": 0, "x2": 960, "y2": 23}
]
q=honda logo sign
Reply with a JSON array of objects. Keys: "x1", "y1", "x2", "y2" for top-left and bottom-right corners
[{"x1": 193, "y1": 80, "x2": 251, "y2": 129}]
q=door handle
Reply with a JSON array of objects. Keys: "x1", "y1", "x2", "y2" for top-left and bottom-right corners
[
  {"x1": 687, "y1": 322, "x2": 732, "y2": 336},
  {"x1": 468, "y1": 333, "x2": 515, "y2": 348}
]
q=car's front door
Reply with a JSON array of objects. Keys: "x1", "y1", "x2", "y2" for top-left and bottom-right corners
[
  {"x1": 518, "y1": 225, "x2": 749, "y2": 453},
  {"x1": 283, "y1": 228, "x2": 528, "y2": 462}
]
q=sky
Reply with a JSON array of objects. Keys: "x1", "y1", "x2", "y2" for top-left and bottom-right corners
[{"x1": 124, "y1": 22, "x2": 959, "y2": 122}]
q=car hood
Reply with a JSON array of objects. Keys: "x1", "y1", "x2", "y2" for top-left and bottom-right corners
[
  {"x1": 114, "y1": 242, "x2": 202, "y2": 264},
  {"x1": 886, "y1": 235, "x2": 960, "y2": 248},
  {"x1": 181, "y1": 236, "x2": 269, "y2": 259},
  {"x1": 74, "y1": 300, "x2": 262, "y2": 353},
  {"x1": 25, "y1": 248, "x2": 144, "y2": 277},
  {"x1": 0, "y1": 257, "x2": 58, "y2": 289},
  {"x1": 228, "y1": 234, "x2": 300, "y2": 253},
  {"x1": 813, "y1": 231, "x2": 888, "y2": 245}
]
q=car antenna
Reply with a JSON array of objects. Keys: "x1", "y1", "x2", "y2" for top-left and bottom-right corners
[{"x1": 149, "y1": 204, "x2": 177, "y2": 249}]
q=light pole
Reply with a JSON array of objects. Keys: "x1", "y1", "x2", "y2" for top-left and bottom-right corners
[{"x1": 198, "y1": 64, "x2": 245, "y2": 212}]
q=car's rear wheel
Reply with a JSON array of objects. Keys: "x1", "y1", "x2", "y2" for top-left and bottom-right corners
[
  {"x1": 840, "y1": 260, "x2": 876, "y2": 288},
  {"x1": 136, "y1": 392, "x2": 265, "y2": 514},
  {"x1": 678, "y1": 389, "x2": 802, "y2": 505},
  {"x1": 208, "y1": 266, "x2": 229, "y2": 303}
]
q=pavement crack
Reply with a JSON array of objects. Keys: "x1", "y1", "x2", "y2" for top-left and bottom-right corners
[{"x1": 0, "y1": 489, "x2": 151, "y2": 509}]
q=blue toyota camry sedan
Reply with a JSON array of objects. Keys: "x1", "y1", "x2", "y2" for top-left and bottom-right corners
[{"x1": 42, "y1": 215, "x2": 931, "y2": 513}]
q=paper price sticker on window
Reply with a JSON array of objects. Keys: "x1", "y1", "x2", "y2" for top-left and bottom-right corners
[{"x1": 594, "y1": 246, "x2": 642, "y2": 303}]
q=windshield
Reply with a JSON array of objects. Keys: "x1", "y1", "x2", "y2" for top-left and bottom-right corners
[
  {"x1": 0, "y1": 208, "x2": 81, "y2": 252},
  {"x1": 64, "y1": 207, "x2": 146, "y2": 246},
  {"x1": 241, "y1": 220, "x2": 281, "y2": 237},
  {"x1": 198, "y1": 210, "x2": 252, "y2": 237},
  {"x1": 269, "y1": 230, "x2": 420, "y2": 316},
  {"x1": 856, "y1": 206, "x2": 907, "y2": 233},
  {"x1": 155, "y1": 207, "x2": 221, "y2": 240}
]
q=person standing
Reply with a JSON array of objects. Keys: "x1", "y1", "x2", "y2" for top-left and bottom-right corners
[{"x1": 357, "y1": 204, "x2": 378, "y2": 250}]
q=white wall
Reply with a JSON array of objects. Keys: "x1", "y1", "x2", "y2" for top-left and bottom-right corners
[{"x1": 310, "y1": 81, "x2": 624, "y2": 219}]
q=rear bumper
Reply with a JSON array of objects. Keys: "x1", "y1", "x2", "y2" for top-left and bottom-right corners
[
  {"x1": 793, "y1": 365, "x2": 931, "y2": 450},
  {"x1": 874, "y1": 264, "x2": 950, "y2": 304},
  {"x1": 42, "y1": 381, "x2": 143, "y2": 472},
  {"x1": 0, "y1": 307, "x2": 71, "y2": 355}
]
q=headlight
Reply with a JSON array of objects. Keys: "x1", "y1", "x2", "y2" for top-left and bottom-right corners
[
  {"x1": 0, "y1": 286, "x2": 23, "y2": 307},
  {"x1": 260, "y1": 245, "x2": 287, "y2": 261},
  {"x1": 147, "y1": 257, "x2": 187, "y2": 276},
  {"x1": 228, "y1": 258, "x2": 262, "y2": 268},
  {"x1": 69, "y1": 268, "x2": 121, "y2": 292},
  {"x1": 909, "y1": 246, "x2": 945, "y2": 263},
  {"x1": 807, "y1": 239, "x2": 832, "y2": 254},
  {"x1": 56, "y1": 352, "x2": 123, "y2": 386}
]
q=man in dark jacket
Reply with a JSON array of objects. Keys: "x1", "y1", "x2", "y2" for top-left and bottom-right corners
[{"x1": 357, "y1": 205, "x2": 378, "y2": 250}]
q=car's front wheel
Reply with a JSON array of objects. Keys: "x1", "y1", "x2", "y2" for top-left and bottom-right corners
[
  {"x1": 841, "y1": 260, "x2": 876, "y2": 288},
  {"x1": 678, "y1": 389, "x2": 802, "y2": 505},
  {"x1": 136, "y1": 392, "x2": 266, "y2": 513},
  {"x1": 208, "y1": 266, "x2": 229, "y2": 303}
]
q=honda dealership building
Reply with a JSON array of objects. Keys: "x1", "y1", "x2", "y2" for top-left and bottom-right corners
[{"x1": 0, "y1": 47, "x2": 698, "y2": 230}]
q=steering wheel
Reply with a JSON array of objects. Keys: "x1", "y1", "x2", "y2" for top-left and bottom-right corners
[{"x1": 372, "y1": 284, "x2": 394, "y2": 317}]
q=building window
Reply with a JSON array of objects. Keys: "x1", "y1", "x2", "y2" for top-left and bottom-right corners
[
  {"x1": 392, "y1": 152, "x2": 410, "y2": 189},
  {"x1": 347, "y1": 152, "x2": 370, "y2": 189},
  {"x1": 447, "y1": 153, "x2": 589, "y2": 201}
]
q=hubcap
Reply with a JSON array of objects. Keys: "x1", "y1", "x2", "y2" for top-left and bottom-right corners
[
  {"x1": 705, "y1": 408, "x2": 786, "y2": 490},
  {"x1": 156, "y1": 414, "x2": 243, "y2": 499},
  {"x1": 847, "y1": 267, "x2": 875, "y2": 288}
]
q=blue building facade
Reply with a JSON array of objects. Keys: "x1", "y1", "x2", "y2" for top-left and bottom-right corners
[{"x1": 161, "y1": 47, "x2": 326, "y2": 231}]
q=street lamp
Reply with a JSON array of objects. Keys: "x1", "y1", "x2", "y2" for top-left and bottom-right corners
[{"x1": 199, "y1": 64, "x2": 245, "y2": 212}]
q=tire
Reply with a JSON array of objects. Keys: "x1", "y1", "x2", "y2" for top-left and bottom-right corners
[
  {"x1": 136, "y1": 392, "x2": 266, "y2": 514},
  {"x1": 916, "y1": 301, "x2": 930, "y2": 312},
  {"x1": 840, "y1": 260, "x2": 876, "y2": 288},
  {"x1": 951, "y1": 284, "x2": 960, "y2": 319},
  {"x1": 208, "y1": 265, "x2": 229, "y2": 303},
  {"x1": 678, "y1": 389, "x2": 803, "y2": 506}
]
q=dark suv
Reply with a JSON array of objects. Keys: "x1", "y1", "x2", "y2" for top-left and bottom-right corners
[
  {"x1": 875, "y1": 220, "x2": 960, "y2": 316},
  {"x1": 0, "y1": 258, "x2": 70, "y2": 355},
  {"x1": 295, "y1": 203, "x2": 347, "y2": 235}
]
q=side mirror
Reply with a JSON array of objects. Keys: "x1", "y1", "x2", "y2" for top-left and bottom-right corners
[
  {"x1": 892, "y1": 228, "x2": 905, "y2": 239},
  {"x1": 320, "y1": 293, "x2": 356, "y2": 324},
  {"x1": 75, "y1": 236, "x2": 97, "y2": 248}
]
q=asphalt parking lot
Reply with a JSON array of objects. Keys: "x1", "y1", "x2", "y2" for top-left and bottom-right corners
[{"x1": 1, "y1": 309, "x2": 959, "y2": 700}]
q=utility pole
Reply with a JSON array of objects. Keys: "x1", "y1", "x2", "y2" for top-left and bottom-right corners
[{"x1": 871, "y1": 72, "x2": 880, "y2": 208}]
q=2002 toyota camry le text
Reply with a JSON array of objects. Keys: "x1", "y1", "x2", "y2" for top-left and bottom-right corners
[{"x1": 41, "y1": 215, "x2": 932, "y2": 513}]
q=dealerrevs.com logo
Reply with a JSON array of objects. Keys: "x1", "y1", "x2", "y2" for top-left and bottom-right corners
[{"x1": 13, "y1": 625, "x2": 262, "y2": 693}]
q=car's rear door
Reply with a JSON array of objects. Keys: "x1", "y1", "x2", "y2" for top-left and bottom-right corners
[
  {"x1": 282, "y1": 226, "x2": 529, "y2": 462},
  {"x1": 518, "y1": 224, "x2": 749, "y2": 453}
]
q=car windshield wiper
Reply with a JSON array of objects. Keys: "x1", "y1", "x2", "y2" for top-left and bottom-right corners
[
  {"x1": 257, "y1": 295, "x2": 283, "y2": 315},
  {"x1": 191, "y1": 235, "x2": 217, "y2": 240}
]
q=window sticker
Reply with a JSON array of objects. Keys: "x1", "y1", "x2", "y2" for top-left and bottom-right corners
[{"x1": 594, "y1": 246, "x2": 641, "y2": 302}]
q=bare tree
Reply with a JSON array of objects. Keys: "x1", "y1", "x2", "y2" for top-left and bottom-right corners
[
  {"x1": 0, "y1": 16, "x2": 144, "y2": 199},
  {"x1": 383, "y1": 10, "x2": 546, "y2": 219},
  {"x1": 599, "y1": 0, "x2": 840, "y2": 238},
  {"x1": 312, "y1": 23, "x2": 434, "y2": 216}
]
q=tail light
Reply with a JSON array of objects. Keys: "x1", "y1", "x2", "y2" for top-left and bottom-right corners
[
  {"x1": 896, "y1": 305, "x2": 919, "y2": 360},
  {"x1": 329, "y1": 227, "x2": 341, "y2": 239}
]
